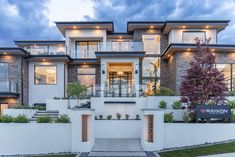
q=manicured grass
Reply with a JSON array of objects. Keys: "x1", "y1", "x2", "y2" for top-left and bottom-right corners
[
  {"x1": 26, "y1": 154, "x2": 76, "y2": 157},
  {"x1": 159, "y1": 142, "x2": 235, "y2": 157}
]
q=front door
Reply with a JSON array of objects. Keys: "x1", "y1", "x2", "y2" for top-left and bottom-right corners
[{"x1": 108, "y1": 71, "x2": 133, "y2": 97}]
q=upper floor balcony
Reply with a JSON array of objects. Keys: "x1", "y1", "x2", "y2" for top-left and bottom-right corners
[
  {"x1": 25, "y1": 45, "x2": 66, "y2": 55},
  {"x1": 69, "y1": 41, "x2": 143, "y2": 59}
]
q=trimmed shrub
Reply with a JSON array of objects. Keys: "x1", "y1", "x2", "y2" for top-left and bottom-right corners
[
  {"x1": 182, "y1": 112, "x2": 193, "y2": 123},
  {"x1": 37, "y1": 115, "x2": 51, "y2": 123},
  {"x1": 155, "y1": 86, "x2": 175, "y2": 96},
  {"x1": 125, "y1": 114, "x2": 130, "y2": 120},
  {"x1": 99, "y1": 115, "x2": 103, "y2": 120},
  {"x1": 55, "y1": 115, "x2": 70, "y2": 123},
  {"x1": 107, "y1": 115, "x2": 112, "y2": 120},
  {"x1": 159, "y1": 100, "x2": 167, "y2": 109},
  {"x1": 13, "y1": 115, "x2": 29, "y2": 123},
  {"x1": 0, "y1": 115, "x2": 13, "y2": 123},
  {"x1": 116, "y1": 113, "x2": 122, "y2": 120},
  {"x1": 136, "y1": 114, "x2": 140, "y2": 120},
  {"x1": 226, "y1": 100, "x2": 235, "y2": 109},
  {"x1": 164, "y1": 113, "x2": 173, "y2": 123},
  {"x1": 172, "y1": 101, "x2": 182, "y2": 109}
]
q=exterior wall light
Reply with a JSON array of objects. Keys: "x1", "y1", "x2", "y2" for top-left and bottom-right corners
[
  {"x1": 102, "y1": 64, "x2": 105, "y2": 74},
  {"x1": 135, "y1": 64, "x2": 138, "y2": 74}
]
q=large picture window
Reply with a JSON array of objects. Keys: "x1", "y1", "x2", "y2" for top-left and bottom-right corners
[
  {"x1": 183, "y1": 31, "x2": 206, "y2": 43},
  {"x1": 142, "y1": 35, "x2": 160, "y2": 54},
  {"x1": 0, "y1": 63, "x2": 8, "y2": 91},
  {"x1": 34, "y1": 65, "x2": 57, "y2": 85},
  {"x1": 76, "y1": 41, "x2": 99, "y2": 58}
]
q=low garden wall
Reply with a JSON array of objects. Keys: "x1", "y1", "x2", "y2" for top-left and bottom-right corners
[
  {"x1": 94, "y1": 120, "x2": 141, "y2": 138},
  {"x1": 164, "y1": 123, "x2": 235, "y2": 149},
  {"x1": 0, "y1": 123, "x2": 71, "y2": 155},
  {"x1": 3, "y1": 109, "x2": 38, "y2": 118}
]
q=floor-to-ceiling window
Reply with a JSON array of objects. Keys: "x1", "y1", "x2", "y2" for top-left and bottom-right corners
[
  {"x1": 77, "y1": 68, "x2": 96, "y2": 96},
  {"x1": 76, "y1": 41, "x2": 99, "y2": 58},
  {"x1": 216, "y1": 64, "x2": 235, "y2": 91},
  {"x1": 0, "y1": 63, "x2": 8, "y2": 91}
]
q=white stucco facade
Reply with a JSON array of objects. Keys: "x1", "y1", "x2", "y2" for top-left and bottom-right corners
[{"x1": 28, "y1": 61, "x2": 65, "y2": 105}]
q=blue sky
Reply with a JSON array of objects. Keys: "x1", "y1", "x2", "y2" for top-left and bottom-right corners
[{"x1": 0, "y1": 0, "x2": 235, "y2": 46}]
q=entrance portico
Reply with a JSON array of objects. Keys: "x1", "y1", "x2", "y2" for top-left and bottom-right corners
[{"x1": 100, "y1": 57, "x2": 140, "y2": 97}]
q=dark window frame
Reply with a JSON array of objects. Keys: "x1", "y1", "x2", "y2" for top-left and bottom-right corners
[
  {"x1": 0, "y1": 62, "x2": 9, "y2": 82},
  {"x1": 34, "y1": 65, "x2": 57, "y2": 85},
  {"x1": 75, "y1": 40, "x2": 100, "y2": 58}
]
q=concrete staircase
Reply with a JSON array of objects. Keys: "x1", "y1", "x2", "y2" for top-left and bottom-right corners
[{"x1": 30, "y1": 110, "x2": 59, "y2": 121}]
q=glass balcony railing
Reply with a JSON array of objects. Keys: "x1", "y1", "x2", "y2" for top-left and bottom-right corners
[
  {"x1": 69, "y1": 42, "x2": 143, "y2": 59},
  {"x1": 24, "y1": 46, "x2": 66, "y2": 55},
  {"x1": 0, "y1": 82, "x2": 18, "y2": 93}
]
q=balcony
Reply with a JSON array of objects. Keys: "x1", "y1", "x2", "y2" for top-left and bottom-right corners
[
  {"x1": 24, "y1": 45, "x2": 66, "y2": 55},
  {"x1": 69, "y1": 42, "x2": 143, "y2": 59}
]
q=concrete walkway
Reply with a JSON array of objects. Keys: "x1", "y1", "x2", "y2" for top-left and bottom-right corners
[
  {"x1": 199, "y1": 152, "x2": 235, "y2": 157},
  {"x1": 92, "y1": 138, "x2": 144, "y2": 152}
]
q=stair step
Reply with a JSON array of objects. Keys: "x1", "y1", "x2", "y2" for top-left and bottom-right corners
[
  {"x1": 88, "y1": 151, "x2": 147, "y2": 157},
  {"x1": 34, "y1": 113, "x2": 59, "y2": 116},
  {"x1": 36, "y1": 110, "x2": 59, "y2": 113}
]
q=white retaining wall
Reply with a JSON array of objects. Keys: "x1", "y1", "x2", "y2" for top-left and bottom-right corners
[
  {"x1": 94, "y1": 120, "x2": 141, "y2": 138},
  {"x1": 164, "y1": 123, "x2": 235, "y2": 149},
  {"x1": 3, "y1": 109, "x2": 38, "y2": 118},
  {"x1": 0, "y1": 123, "x2": 71, "y2": 155}
]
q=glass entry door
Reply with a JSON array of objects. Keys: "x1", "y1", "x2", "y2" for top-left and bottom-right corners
[{"x1": 108, "y1": 72, "x2": 133, "y2": 97}]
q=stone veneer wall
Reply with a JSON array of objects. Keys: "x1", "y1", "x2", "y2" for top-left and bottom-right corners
[
  {"x1": 174, "y1": 51, "x2": 235, "y2": 94},
  {"x1": 68, "y1": 64, "x2": 101, "y2": 85},
  {"x1": 0, "y1": 55, "x2": 27, "y2": 106}
]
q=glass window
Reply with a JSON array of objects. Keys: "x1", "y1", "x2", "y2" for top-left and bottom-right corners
[
  {"x1": 77, "y1": 68, "x2": 96, "y2": 96},
  {"x1": 183, "y1": 31, "x2": 205, "y2": 43},
  {"x1": 0, "y1": 63, "x2": 8, "y2": 91},
  {"x1": 216, "y1": 64, "x2": 231, "y2": 90},
  {"x1": 142, "y1": 58, "x2": 160, "y2": 77},
  {"x1": 48, "y1": 45, "x2": 65, "y2": 55},
  {"x1": 76, "y1": 41, "x2": 99, "y2": 58},
  {"x1": 34, "y1": 65, "x2": 57, "y2": 85},
  {"x1": 28, "y1": 46, "x2": 47, "y2": 55},
  {"x1": 142, "y1": 35, "x2": 160, "y2": 54}
]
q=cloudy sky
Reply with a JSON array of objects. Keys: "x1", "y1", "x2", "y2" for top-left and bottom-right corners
[{"x1": 0, "y1": 0, "x2": 235, "y2": 46}]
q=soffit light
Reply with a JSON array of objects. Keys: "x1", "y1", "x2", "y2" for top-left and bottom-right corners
[
  {"x1": 73, "y1": 26, "x2": 77, "y2": 29},
  {"x1": 42, "y1": 59, "x2": 46, "y2": 62},
  {"x1": 119, "y1": 36, "x2": 122, "y2": 39},
  {"x1": 211, "y1": 49, "x2": 215, "y2": 51},
  {"x1": 117, "y1": 71, "x2": 124, "y2": 75},
  {"x1": 187, "y1": 48, "x2": 191, "y2": 51},
  {"x1": 206, "y1": 25, "x2": 209, "y2": 28},
  {"x1": 182, "y1": 25, "x2": 186, "y2": 29},
  {"x1": 96, "y1": 26, "x2": 99, "y2": 29},
  {"x1": 150, "y1": 25, "x2": 154, "y2": 29},
  {"x1": 3, "y1": 52, "x2": 7, "y2": 55}
]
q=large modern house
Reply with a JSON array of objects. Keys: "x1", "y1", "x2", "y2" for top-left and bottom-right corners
[{"x1": 0, "y1": 20, "x2": 234, "y2": 108}]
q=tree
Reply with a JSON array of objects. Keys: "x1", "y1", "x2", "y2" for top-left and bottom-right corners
[
  {"x1": 180, "y1": 38, "x2": 228, "y2": 106},
  {"x1": 67, "y1": 82, "x2": 87, "y2": 98}
]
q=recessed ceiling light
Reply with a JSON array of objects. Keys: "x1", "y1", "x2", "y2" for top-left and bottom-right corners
[
  {"x1": 119, "y1": 36, "x2": 122, "y2": 39},
  {"x1": 42, "y1": 59, "x2": 46, "y2": 62},
  {"x1": 206, "y1": 25, "x2": 209, "y2": 28},
  {"x1": 150, "y1": 25, "x2": 154, "y2": 29},
  {"x1": 96, "y1": 26, "x2": 99, "y2": 29},
  {"x1": 211, "y1": 49, "x2": 215, "y2": 51},
  {"x1": 3, "y1": 52, "x2": 7, "y2": 55},
  {"x1": 187, "y1": 48, "x2": 191, "y2": 51},
  {"x1": 73, "y1": 26, "x2": 77, "y2": 29},
  {"x1": 182, "y1": 25, "x2": 186, "y2": 28}
]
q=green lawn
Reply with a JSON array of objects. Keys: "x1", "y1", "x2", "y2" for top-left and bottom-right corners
[
  {"x1": 159, "y1": 142, "x2": 235, "y2": 157},
  {"x1": 26, "y1": 154, "x2": 76, "y2": 157}
]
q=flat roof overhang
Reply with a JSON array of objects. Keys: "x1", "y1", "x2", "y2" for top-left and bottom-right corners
[
  {"x1": 55, "y1": 21, "x2": 114, "y2": 36},
  {"x1": 26, "y1": 55, "x2": 71, "y2": 62},
  {"x1": 161, "y1": 43, "x2": 235, "y2": 60},
  {"x1": 0, "y1": 92, "x2": 19, "y2": 98},
  {"x1": 107, "y1": 32, "x2": 133, "y2": 39},
  {"x1": 0, "y1": 47, "x2": 28, "y2": 56},
  {"x1": 14, "y1": 40, "x2": 65, "y2": 46},
  {"x1": 95, "y1": 51, "x2": 146, "y2": 59},
  {"x1": 162, "y1": 20, "x2": 230, "y2": 34},
  {"x1": 127, "y1": 21, "x2": 165, "y2": 32},
  {"x1": 69, "y1": 59, "x2": 99, "y2": 65}
]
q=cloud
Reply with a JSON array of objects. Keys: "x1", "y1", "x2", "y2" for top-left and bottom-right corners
[
  {"x1": 84, "y1": 0, "x2": 235, "y2": 43},
  {"x1": 0, "y1": 0, "x2": 62, "y2": 46},
  {"x1": 0, "y1": 0, "x2": 235, "y2": 46}
]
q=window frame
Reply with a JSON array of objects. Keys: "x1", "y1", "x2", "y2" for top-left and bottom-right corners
[
  {"x1": 0, "y1": 62, "x2": 8, "y2": 83},
  {"x1": 34, "y1": 65, "x2": 57, "y2": 85},
  {"x1": 75, "y1": 40, "x2": 100, "y2": 58},
  {"x1": 142, "y1": 35, "x2": 161, "y2": 55},
  {"x1": 182, "y1": 31, "x2": 206, "y2": 43},
  {"x1": 215, "y1": 63, "x2": 233, "y2": 91}
]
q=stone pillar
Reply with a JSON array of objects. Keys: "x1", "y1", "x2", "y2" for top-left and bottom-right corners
[
  {"x1": 69, "y1": 108, "x2": 95, "y2": 152},
  {"x1": 141, "y1": 109, "x2": 164, "y2": 151}
]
